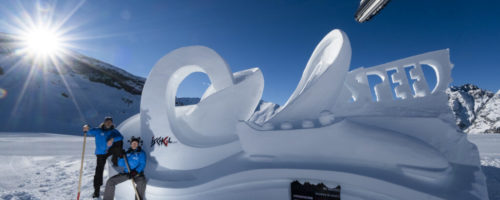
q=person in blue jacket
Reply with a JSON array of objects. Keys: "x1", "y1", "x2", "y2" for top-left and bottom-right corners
[
  {"x1": 83, "y1": 116, "x2": 124, "y2": 198},
  {"x1": 103, "y1": 136, "x2": 147, "y2": 200}
]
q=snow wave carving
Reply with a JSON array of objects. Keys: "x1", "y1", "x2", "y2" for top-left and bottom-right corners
[
  {"x1": 115, "y1": 29, "x2": 488, "y2": 200},
  {"x1": 264, "y1": 29, "x2": 351, "y2": 127}
]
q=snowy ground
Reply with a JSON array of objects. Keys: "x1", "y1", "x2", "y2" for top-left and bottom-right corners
[
  {"x1": 0, "y1": 133, "x2": 104, "y2": 200},
  {"x1": 469, "y1": 134, "x2": 500, "y2": 200},
  {"x1": 0, "y1": 132, "x2": 498, "y2": 200}
]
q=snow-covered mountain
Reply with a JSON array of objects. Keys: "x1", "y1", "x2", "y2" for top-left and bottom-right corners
[
  {"x1": 448, "y1": 84, "x2": 500, "y2": 133},
  {"x1": 248, "y1": 100, "x2": 280, "y2": 125},
  {"x1": 0, "y1": 33, "x2": 146, "y2": 134}
]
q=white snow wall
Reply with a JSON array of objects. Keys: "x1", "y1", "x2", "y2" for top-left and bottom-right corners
[{"x1": 114, "y1": 29, "x2": 488, "y2": 200}]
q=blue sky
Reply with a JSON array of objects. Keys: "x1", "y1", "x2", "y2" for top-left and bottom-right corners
[{"x1": 1, "y1": 0, "x2": 499, "y2": 105}]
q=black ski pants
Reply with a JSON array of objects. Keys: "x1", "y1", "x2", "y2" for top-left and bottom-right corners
[{"x1": 94, "y1": 140, "x2": 123, "y2": 194}]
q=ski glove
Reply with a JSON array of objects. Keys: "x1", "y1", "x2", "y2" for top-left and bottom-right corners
[{"x1": 129, "y1": 170, "x2": 138, "y2": 178}]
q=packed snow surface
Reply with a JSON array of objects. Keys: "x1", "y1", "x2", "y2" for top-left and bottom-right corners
[
  {"x1": 0, "y1": 133, "x2": 498, "y2": 200},
  {"x1": 0, "y1": 133, "x2": 99, "y2": 200}
]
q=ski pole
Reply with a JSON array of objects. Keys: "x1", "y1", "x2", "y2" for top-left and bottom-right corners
[
  {"x1": 123, "y1": 155, "x2": 141, "y2": 200},
  {"x1": 77, "y1": 126, "x2": 88, "y2": 200}
]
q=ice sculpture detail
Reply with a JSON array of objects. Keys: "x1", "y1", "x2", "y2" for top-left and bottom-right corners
[
  {"x1": 114, "y1": 29, "x2": 488, "y2": 200},
  {"x1": 265, "y1": 29, "x2": 351, "y2": 127}
]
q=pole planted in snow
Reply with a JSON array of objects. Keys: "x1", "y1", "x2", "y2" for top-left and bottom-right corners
[
  {"x1": 77, "y1": 126, "x2": 88, "y2": 200},
  {"x1": 123, "y1": 154, "x2": 142, "y2": 200}
]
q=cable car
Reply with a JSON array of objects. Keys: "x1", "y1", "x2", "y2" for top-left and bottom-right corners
[{"x1": 355, "y1": 0, "x2": 391, "y2": 23}]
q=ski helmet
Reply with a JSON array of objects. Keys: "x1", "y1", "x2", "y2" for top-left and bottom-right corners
[
  {"x1": 128, "y1": 136, "x2": 143, "y2": 146},
  {"x1": 104, "y1": 116, "x2": 113, "y2": 122}
]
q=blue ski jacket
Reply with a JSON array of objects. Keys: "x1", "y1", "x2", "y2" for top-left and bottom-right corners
[
  {"x1": 118, "y1": 148, "x2": 146, "y2": 173},
  {"x1": 87, "y1": 125, "x2": 123, "y2": 155}
]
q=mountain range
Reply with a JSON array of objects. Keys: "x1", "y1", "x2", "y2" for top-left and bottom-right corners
[{"x1": 448, "y1": 84, "x2": 500, "y2": 133}]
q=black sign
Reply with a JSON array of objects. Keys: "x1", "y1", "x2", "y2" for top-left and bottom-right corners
[{"x1": 291, "y1": 180, "x2": 341, "y2": 200}]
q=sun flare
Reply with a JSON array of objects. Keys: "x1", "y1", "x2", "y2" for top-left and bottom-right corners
[
  {"x1": 21, "y1": 27, "x2": 64, "y2": 58},
  {"x1": 3, "y1": 0, "x2": 91, "y2": 125}
]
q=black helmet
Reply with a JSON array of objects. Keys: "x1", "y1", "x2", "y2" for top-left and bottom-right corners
[
  {"x1": 128, "y1": 136, "x2": 143, "y2": 146},
  {"x1": 104, "y1": 116, "x2": 113, "y2": 122}
]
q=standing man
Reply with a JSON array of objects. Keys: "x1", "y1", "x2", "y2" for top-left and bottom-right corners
[
  {"x1": 83, "y1": 116, "x2": 124, "y2": 199},
  {"x1": 104, "y1": 136, "x2": 147, "y2": 200}
]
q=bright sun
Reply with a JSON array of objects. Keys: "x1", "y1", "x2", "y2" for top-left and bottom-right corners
[
  {"x1": 22, "y1": 28, "x2": 64, "y2": 58},
  {"x1": 6, "y1": 1, "x2": 85, "y2": 64}
]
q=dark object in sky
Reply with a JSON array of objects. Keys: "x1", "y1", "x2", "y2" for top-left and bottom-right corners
[{"x1": 355, "y1": 0, "x2": 391, "y2": 23}]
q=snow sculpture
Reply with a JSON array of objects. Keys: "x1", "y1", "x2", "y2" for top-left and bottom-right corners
[{"x1": 115, "y1": 29, "x2": 488, "y2": 200}]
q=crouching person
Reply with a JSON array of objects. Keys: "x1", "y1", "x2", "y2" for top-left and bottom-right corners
[{"x1": 103, "y1": 137, "x2": 146, "y2": 200}]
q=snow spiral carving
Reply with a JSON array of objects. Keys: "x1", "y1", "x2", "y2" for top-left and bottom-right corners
[{"x1": 141, "y1": 46, "x2": 263, "y2": 147}]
